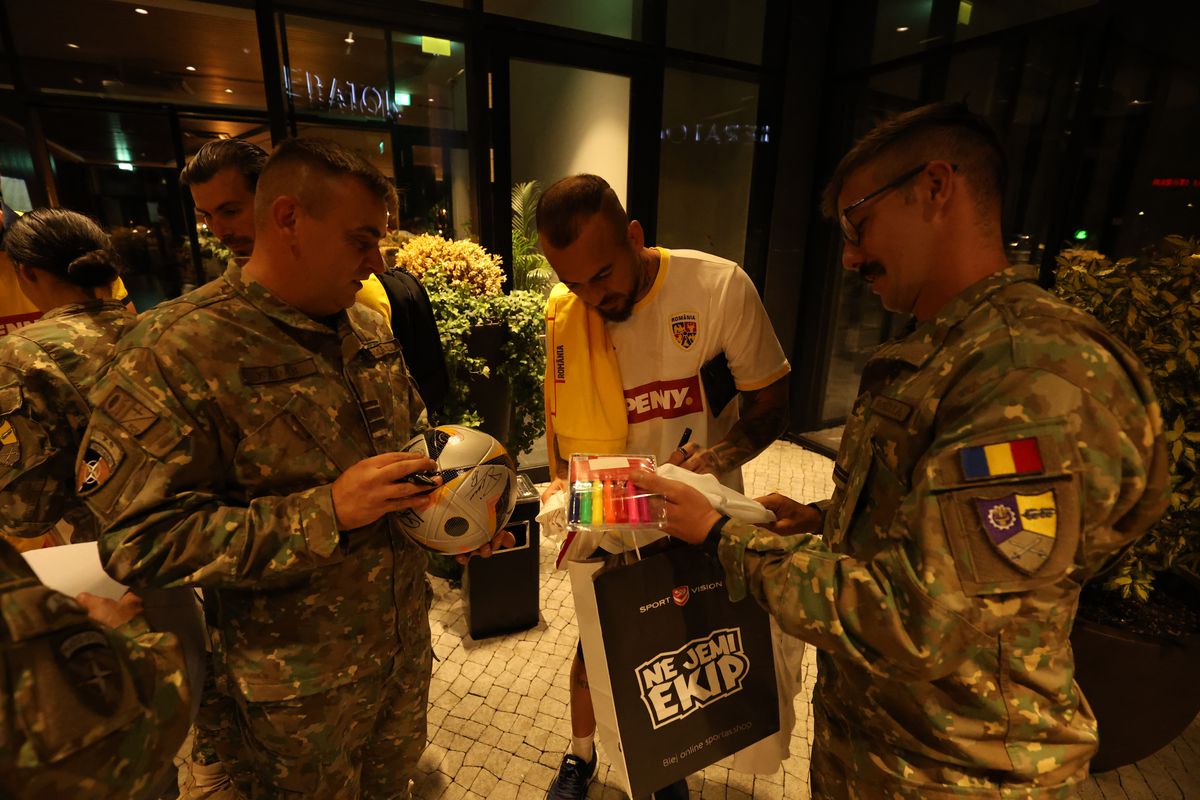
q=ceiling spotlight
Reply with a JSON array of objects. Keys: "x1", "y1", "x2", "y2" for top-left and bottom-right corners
[
  {"x1": 67, "y1": 42, "x2": 80, "y2": 49},
  {"x1": 134, "y1": 7, "x2": 149, "y2": 14},
  {"x1": 224, "y1": 88, "x2": 233, "y2": 94},
  {"x1": 897, "y1": 26, "x2": 909, "y2": 32},
  {"x1": 345, "y1": 31, "x2": 355, "y2": 44},
  {"x1": 186, "y1": 65, "x2": 197, "y2": 72},
  {"x1": 428, "y1": 97, "x2": 435, "y2": 102},
  {"x1": 1137, "y1": 210, "x2": 1145, "y2": 216}
]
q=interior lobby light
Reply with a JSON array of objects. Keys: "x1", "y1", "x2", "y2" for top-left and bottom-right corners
[
  {"x1": 345, "y1": 32, "x2": 356, "y2": 44},
  {"x1": 118, "y1": 162, "x2": 135, "y2": 171},
  {"x1": 67, "y1": 42, "x2": 80, "y2": 49},
  {"x1": 134, "y1": 7, "x2": 149, "y2": 14},
  {"x1": 186, "y1": 65, "x2": 197, "y2": 71},
  {"x1": 896, "y1": 26, "x2": 909, "y2": 32},
  {"x1": 224, "y1": 88, "x2": 233, "y2": 94},
  {"x1": 421, "y1": 36, "x2": 452, "y2": 56}
]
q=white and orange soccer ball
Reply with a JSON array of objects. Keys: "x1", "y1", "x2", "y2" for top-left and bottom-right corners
[{"x1": 397, "y1": 425, "x2": 518, "y2": 554}]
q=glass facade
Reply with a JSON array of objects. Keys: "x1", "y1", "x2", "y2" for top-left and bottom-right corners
[
  {"x1": 7, "y1": 0, "x2": 265, "y2": 109},
  {"x1": 2, "y1": 0, "x2": 1192, "y2": 440},
  {"x1": 805, "y1": 0, "x2": 1200, "y2": 429},
  {"x1": 657, "y1": 69, "x2": 760, "y2": 265}
]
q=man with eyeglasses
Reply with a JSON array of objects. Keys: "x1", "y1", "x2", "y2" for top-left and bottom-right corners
[{"x1": 631, "y1": 101, "x2": 1168, "y2": 797}]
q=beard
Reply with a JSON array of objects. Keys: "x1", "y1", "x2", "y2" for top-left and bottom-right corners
[{"x1": 596, "y1": 293, "x2": 635, "y2": 322}]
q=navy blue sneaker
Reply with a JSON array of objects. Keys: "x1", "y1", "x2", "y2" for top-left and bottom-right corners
[{"x1": 546, "y1": 750, "x2": 598, "y2": 800}]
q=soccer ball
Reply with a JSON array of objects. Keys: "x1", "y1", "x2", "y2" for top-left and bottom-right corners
[{"x1": 397, "y1": 425, "x2": 518, "y2": 554}]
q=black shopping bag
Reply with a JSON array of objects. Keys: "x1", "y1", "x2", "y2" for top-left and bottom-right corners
[{"x1": 569, "y1": 545, "x2": 779, "y2": 798}]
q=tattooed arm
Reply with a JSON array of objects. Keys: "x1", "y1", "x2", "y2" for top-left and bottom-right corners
[{"x1": 670, "y1": 374, "x2": 789, "y2": 476}]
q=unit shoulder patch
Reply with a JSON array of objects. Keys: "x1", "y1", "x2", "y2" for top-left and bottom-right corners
[
  {"x1": 0, "y1": 418, "x2": 19, "y2": 467},
  {"x1": 974, "y1": 490, "x2": 1058, "y2": 574}
]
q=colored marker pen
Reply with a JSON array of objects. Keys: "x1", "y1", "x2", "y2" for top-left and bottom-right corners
[
  {"x1": 568, "y1": 486, "x2": 581, "y2": 524},
  {"x1": 578, "y1": 485, "x2": 591, "y2": 525},
  {"x1": 613, "y1": 479, "x2": 628, "y2": 524},
  {"x1": 625, "y1": 480, "x2": 641, "y2": 523},
  {"x1": 590, "y1": 480, "x2": 604, "y2": 525},
  {"x1": 637, "y1": 491, "x2": 652, "y2": 525},
  {"x1": 603, "y1": 479, "x2": 618, "y2": 523}
]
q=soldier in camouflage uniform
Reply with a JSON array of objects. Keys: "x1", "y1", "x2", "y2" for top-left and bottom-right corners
[
  {"x1": 634, "y1": 102, "x2": 1169, "y2": 798},
  {"x1": 0, "y1": 209, "x2": 136, "y2": 546},
  {"x1": 0, "y1": 536, "x2": 192, "y2": 799},
  {"x1": 79, "y1": 138, "x2": 477, "y2": 798}
]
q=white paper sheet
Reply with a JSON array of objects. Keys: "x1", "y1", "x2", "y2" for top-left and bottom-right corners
[{"x1": 22, "y1": 542, "x2": 127, "y2": 600}]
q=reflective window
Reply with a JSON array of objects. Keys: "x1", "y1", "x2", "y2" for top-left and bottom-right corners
[
  {"x1": 392, "y1": 32, "x2": 468, "y2": 131},
  {"x1": 485, "y1": 0, "x2": 638, "y2": 39},
  {"x1": 178, "y1": 118, "x2": 272, "y2": 161},
  {"x1": 954, "y1": 0, "x2": 1098, "y2": 42},
  {"x1": 666, "y1": 0, "x2": 766, "y2": 64},
  {"x1": 0, "y1": 93, "x2": 36, "y2": 211},
  {"x1": 40, "y1": 108, "x2": 190, "y2": 308},
  {"x1": 283, "y1": 17, "x2": 390, "y2": 123},
  {"x1": 7, "y1": 0, "x2": 265, "y2": 109},
  {"x1": 817, "y1": 68, "x2": 920, "y2": 422},
  {"x1": 509, "y1": 59, "x2": 630, "y2": 207},
  {"x1": 294, "y1": 124, "x2": 394, "y2": 180},
  {"x1": 657, "y1": 69, "x2": 760, "y2": 264}
]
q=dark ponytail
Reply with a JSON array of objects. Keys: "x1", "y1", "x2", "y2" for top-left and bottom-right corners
[{"x1": 5, "y1": 208, "x2": 122, "y2": 289}]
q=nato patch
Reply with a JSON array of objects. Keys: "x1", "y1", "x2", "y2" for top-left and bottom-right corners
[
  {"x1": 56, "y1": 629, "x2": 123, "y2": 715},
  {"x1": 0, "y1": 419, "x2": 18, "y2": 467},
  {"x1": 975, "y1": 490, "x2": 1057, "y2": 573},
  {"x1": 77, "y1": 432, "x2": 123, "y2": 494}
]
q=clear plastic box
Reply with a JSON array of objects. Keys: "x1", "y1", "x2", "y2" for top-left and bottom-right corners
[{"x1": 566, "y1": 454, "x2": 665, "y2": 532}]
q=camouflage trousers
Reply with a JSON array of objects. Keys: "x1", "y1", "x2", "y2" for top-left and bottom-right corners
[{"x1": 215, "y1": 642, "x2": 433, "y2": 800}]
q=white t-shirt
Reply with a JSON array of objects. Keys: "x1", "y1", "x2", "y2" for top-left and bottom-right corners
[{"x1": 608, "y1": 248, "x2": 790, "y2": 492}]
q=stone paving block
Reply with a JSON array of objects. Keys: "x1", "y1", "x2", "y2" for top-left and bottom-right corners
[
  {"x1": 463, "y1": 741, "x2": 490, "y2": 768},
  {"x1": 440, "y1": 749, "x2": 464, "y2": 779},
  {"x1": 477, "y1": 724, "x2": 501, "y2": 746},
  {"x1": 489, "y1": 779, "x2": 520, "y2": 800}
]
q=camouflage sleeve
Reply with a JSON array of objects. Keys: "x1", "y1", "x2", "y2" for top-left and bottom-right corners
[
  {"x1": 82, "y1": 346, "x2": 343, "y2": 590},
  {"x1": 0, "y1": 362, "x2": 75, "y2": 539},
  {"x1": 717, "y1": 365, "x2": 1159, "y2": 682},
  {"x1": 0, "y1": 586, "x2": 191, "y2": 799}
]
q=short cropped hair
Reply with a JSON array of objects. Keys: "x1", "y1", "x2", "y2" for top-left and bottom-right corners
[
  {"x1": 180, "y1": 139, "x2": 267, "y2": 190},
  {"x1": 5, "y1": 208, "x2": 122, "y2": 289},
  {"x1": 820, "y1": 101, "x2": 1008, "y2": 222},
  {"x1": 255, "y1": 137, "x2": 396, "y2": 222},
  {"x1": 536, "y1": 174, "x2": 627, "y2": 249}
]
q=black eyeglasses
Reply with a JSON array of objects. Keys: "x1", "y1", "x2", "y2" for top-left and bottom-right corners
[{"x1": 838, "y1": 161, "x2": 956, "y2": 246}]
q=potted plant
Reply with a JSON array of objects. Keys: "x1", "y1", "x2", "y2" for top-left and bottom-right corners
[
  {"x1": 1054, "y1": 235, "x2": 1200, "y2": 771},
  {"x1": 511, "y1": 180, "x2": 557, "y2": 295},
  {"x1": 385, "y1": 231, "x2": 547, "y2": 460}
]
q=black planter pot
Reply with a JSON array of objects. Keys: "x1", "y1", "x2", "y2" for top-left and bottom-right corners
[
  {"x1": 465, "y1": 323, "x2": 513, "y2": 446},
  {"x1": 1070, "y1": 618, "x2": 1200, "y2": 771}
]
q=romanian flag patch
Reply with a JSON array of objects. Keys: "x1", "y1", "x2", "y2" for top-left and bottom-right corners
[{"x1": 959, "y1": 437, "x2": 1044, "y2": 481}]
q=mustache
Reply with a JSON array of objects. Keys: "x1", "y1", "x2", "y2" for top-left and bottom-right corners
[{"x1": 858, "y1": 261, "x2": 885, "y2": 280}]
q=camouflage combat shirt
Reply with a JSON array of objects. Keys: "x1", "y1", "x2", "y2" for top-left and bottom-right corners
[
  {"x1": 0, "y1": 300, "x2": 136, "y2": 542},
  {"x1": 717, "y1": 268, "x2": 1168, "y2": 798},
  {"x1": 0, "y1": 538, "x2": 191, "y2": 799},
  {"x1": 79, "y1": 264, "x2": 429, "y2": 702}
]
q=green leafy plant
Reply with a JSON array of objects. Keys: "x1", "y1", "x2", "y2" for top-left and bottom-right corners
[
  {"x1": 511, "y1": 181, "x2": 557, "y2": 294},
  {"x1": 388, "y1": 233, "x2": 546, "y2": 457},
  {"x1": 1055, "y1": 235, "x2": 1200, "y2": 602}
]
